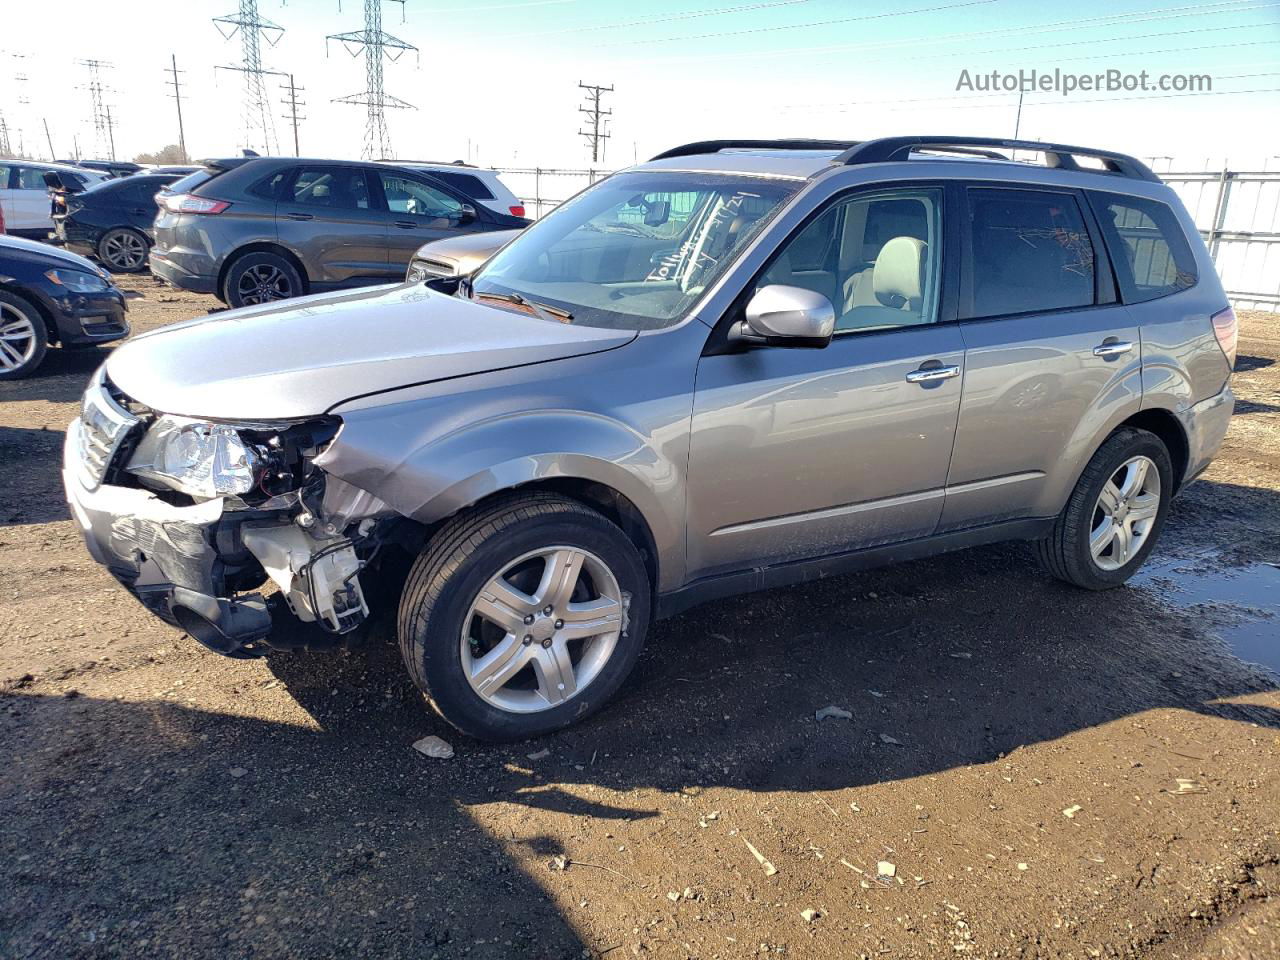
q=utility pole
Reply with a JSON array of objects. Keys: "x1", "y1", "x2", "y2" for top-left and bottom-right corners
[
  {"x1": 280, "y1": 73, "x2": 306, "y2": 157},
  {"x1": 214, "y1": 0, "x2": 285, "y2": 155},
  {"x1": 166, "y1": 54, "x2": 189, "y2": 162},
  {"x1": 43, "y1": 119, "x2": 55, "y2": 161},
  {"x1": 577, "y1": 81, "x2": 613, "y2": 164},
  {"x1": 1013, "y1": 89, "x2": 1024, "y2": 140},
  {"x1": 78, "y1": 59, "x2": 114, "y2": 160},
  {"x1": 327, "y1": 0, "x2": 419, "y2": 160},
  {"x1": 105, "y1": 105, "x2": 117, "y2": 161},
  {"x1": 0, "y1": 114, "x2": 10, "y2": 157}
]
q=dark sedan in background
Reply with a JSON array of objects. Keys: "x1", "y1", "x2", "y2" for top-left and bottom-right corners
[
  {"x1": 0, "y1": 235, "x2": 128, "y2": 379},
  {"x1": 150, "y1": 157, "x2": 528, "y2": 307},
  {"x1": 55, "y1": 173, "x2": 183, "y2": 272}
]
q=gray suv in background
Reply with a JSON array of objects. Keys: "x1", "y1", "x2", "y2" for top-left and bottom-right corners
[
  {"x1": 64, "y1": 136, "x2": 1236, "y2": 741},
  {"x1": 149, "y1": 157, "x2": 528, "y2": 307}
]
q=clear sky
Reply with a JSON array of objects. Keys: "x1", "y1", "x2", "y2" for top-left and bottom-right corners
[{"x1": 3, "y1": 0, "x2": 1278, "y2": 171}]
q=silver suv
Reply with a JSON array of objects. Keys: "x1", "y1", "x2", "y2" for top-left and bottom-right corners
[{"x1": 63, "y1": 137, "x2": 1237, "y2": 741}]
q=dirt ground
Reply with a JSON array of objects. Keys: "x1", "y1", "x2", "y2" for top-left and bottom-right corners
[{"x1": 1, "y1": 274, "x2": 1278, "y2": 960}]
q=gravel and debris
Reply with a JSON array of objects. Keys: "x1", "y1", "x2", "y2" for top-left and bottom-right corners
[{"x1": 1, "y1": 277, "x2": 1277, "y2": 958}]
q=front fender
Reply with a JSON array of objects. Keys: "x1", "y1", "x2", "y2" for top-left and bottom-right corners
[{"x1": 316, "y1": 408, "x2": 688, "y2": 591}]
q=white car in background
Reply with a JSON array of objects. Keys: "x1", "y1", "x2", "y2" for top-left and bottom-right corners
[
  {"x1": 381, "y1": 160, "x2": 526, "y2": 219},
  {"x1": 0, "y1": 160, "x2": 110, "y2": 239}
]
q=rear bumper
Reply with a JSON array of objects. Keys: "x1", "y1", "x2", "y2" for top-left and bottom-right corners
[
  {"x1": 150, "y1": 251, "x2": 218, "y2": 295},
  {"x1": 61, "y1": 419, "x2": 273, "y2": 656},
  {"x1": 1177, "y1": 381, "x2": 1234, "y2": 490}
]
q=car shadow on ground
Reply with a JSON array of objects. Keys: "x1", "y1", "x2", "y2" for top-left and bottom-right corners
[
  {"x1": 0, "y1": 426, "x2": 71, "y2": 526},
  {"x1": 3, "y1": 481, "x2": 1278, "y2": 956}
]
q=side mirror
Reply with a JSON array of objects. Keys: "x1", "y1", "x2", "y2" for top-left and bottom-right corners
[
  {"x1": 458, "y1": 203, "x2": 477, "y2": 223},
  {"x1": 738, "y1": 284, "x2": 835, "y2": 348}
]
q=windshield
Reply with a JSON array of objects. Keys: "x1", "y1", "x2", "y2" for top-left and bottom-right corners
[{"x1": 470, "y1": 171, "x2": 800, "y2": 330}]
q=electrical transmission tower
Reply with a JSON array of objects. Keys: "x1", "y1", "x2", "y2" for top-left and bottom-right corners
[
  {"x1": 78, "y1": 59, "x2": 115, "y2": 160},
  {"x1": 327, "y1": 0, "x2": 418, "y2": 160},
  {"x1": 0, "y1": 114, "x2": 10, "y2": 157},
  {"x1": 280, "y1": 74, "x2": 306, "y2": 157},
  {"x1": 578, "y1": 82, "x2": 613, "y2": 164},
  {"x1": 214, "y1": 0, "x2": 285, "y2": 155}
]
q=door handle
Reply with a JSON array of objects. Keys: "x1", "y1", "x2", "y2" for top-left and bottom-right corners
[
  {"x1": 1092, "y1": 340, "x2": 1134, "y2": 358},
  {"x1": 285, "y1": 211, "x2": 314, "y2": 221},
  {"x1": 905, "y1": 364, "x2": 961, "y2": 384},
  {"x1": 393, "y1": 220, "x2": 417, "y2": 229}
]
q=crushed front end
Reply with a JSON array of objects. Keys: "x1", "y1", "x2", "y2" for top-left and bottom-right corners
[{"x1": 62, "y1": 367, "x2": 393, "y2": 657}]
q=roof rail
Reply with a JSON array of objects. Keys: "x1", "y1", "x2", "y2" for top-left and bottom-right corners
[
  {"x1": 650, "y1": 139, "x2": 862, "y2": 161},
  {"x1": 835, "y1": 136, "x2": 1160, "y2": 182}
]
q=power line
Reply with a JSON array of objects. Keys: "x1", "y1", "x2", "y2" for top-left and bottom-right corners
[
  {"x1": 644, "y1": 0, "x2": 1276, "y2": 59},
  {"x1": 214, "y1": 0, "x2": 285, "y2": 155},
  {"x1": 327, "y1": 0, "x2": 419, "y2": 160},
  {"x1": 785, "y1": 22, "x2": 1279, "y2": 108},
  {"x1": 166, "y1": 54, "x2": 189, "y2": 163},
  {"x1": 508, "y1": 0, "x2": 814, "y2": 37},
  {"x1": 800, "y1": 83, "x2": 1280, "y2": 114},
  {"x1": 578, "y1": 81, "x2": 613, "y2": 163}
]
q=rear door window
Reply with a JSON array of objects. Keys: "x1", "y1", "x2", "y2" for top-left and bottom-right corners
[
  {"x1": 963, "y1": 188, "x2": 1096, "y2": 319},
  {"x1": 378, "y1": 173, "x2": 464, "y2": 218},
  {"x1": 16, "y1": 167, "x2": 50, "y2": 190},
  {"x1": 1088, "y1": 191, "x2": 1197, "y2": 302},
  {"x1": 288, "y1": 166, "x2": 373, "y2": 210}
]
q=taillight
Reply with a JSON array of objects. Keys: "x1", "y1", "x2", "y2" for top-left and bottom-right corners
[
  {"x1": 509, "y1": 205, "x2": 525, "y2": 217},
  {"x1": 1211, "y1": 305, "x2": 1237, "y2": 369},
  {"x1": 161, "y1": 193, "x2": 230, "y2": 215}
]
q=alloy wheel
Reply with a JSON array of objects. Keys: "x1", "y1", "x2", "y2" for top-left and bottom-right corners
[
  {"x1": 0, "y1": 302, "x2": 38, "y2": 372},
  {"x1": 1089, "y1": 455, "x2": 1161, "y2": 571},
  {"x1": 461, "y1": 546, "x2": 624, "y2": 713},
  {"x1": 237, "y1": 264, "x2": 293, "y2": 304},
  {"x1": 101, "y1": 230, "x2": 147, "y2": 271}
]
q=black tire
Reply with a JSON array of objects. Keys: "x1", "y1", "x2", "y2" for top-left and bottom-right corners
[
  {"x1": 0, "y1": 290, "x2": 50, "y2": 381},
  {"x1": 1035, "y1": 427, "x2": 1173, "y2": 590},
  {"x1": 96, "y1": 227, "x2": 149, "y2": 273},
  {"x1": 222, "y1": 251, "x2": 304, "y2": 308},
  {"x1": 397, "y1": 493, "x2": 652, "y2": 741}
]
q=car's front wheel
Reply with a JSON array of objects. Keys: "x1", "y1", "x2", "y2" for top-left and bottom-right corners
[
  {"x1": 222, "y1": 251, "x2": 304, "y2": 307},
  {"x1": 1036, "y1": 427, "x2": 1173, "y2": 589},
  {"x1": 397, "y1": 493, "x2": 651, "y2": 741},
  {"x1": 0, "y1": 290, "x2": 49, "y2": 380},
  {"x1": 97, "y1": 227, "x2": 149, "y2": 273}
]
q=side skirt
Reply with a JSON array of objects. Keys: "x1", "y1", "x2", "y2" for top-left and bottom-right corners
[{"x1": 655, "y1": 517, "x2": 1055, "y2": 620}]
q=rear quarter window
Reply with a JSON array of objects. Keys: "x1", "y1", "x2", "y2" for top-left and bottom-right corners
[
  {"x1": 1088, "y1": 191, "x2": 1197, "y2": 303},
  {"x1": 430, "y1": 171, "x2": 495, "y2": 200}
]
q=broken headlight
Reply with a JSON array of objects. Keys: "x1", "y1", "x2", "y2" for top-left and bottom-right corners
[{"x1": 126, "y1": 416, "x2": 263, "y2": 499}]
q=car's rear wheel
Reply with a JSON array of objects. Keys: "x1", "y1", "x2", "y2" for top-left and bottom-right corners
[
  {"x1": 397, "y1": 493, "x2": 651, "y2": 741},
  {"x1": 1035, "y1": 427, "x2": 1173, "y2": 589},
  {"x1": 97, "y1": 227, "x2": 149, "y2": 273},
  {"x1": 223, "y1": 251, "x2": 303, "y2": 307},
  {"x1": 0, "y1": 291, "x2": 49, "y2": 381}
]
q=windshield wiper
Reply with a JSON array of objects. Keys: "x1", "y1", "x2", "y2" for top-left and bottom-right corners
[{"x1": 474, "y1": 290, "x2": 574, "y2": 323}]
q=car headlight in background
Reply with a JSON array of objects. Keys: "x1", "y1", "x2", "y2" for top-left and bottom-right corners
[
  {"x1": 126, "y1": 416, "x2": 261, "y2": 499},
  {"x1": 45, "y1": 268, "x2": 112, "y2": 293}
]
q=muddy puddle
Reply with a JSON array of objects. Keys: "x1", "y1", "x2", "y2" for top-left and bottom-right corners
[{"x1": 1134, "y1": 554, "x2": 1280, "y2": 675}]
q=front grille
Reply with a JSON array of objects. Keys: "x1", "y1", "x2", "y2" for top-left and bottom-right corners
[
  {"x1": 410, "y1": 258, "x2": 457, "y2": 279},
  {"x1": 78, "y1": 371, "x2": 142, "y2": 489}
]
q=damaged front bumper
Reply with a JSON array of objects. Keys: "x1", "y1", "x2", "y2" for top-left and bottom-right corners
[{"x1": 62, "y1": 418, "x2": 376, "y2": 658}]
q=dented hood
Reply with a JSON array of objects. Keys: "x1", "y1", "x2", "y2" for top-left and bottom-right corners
[{"x1": 105, "y1": 283, "x2": 636, "y2": 419}]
